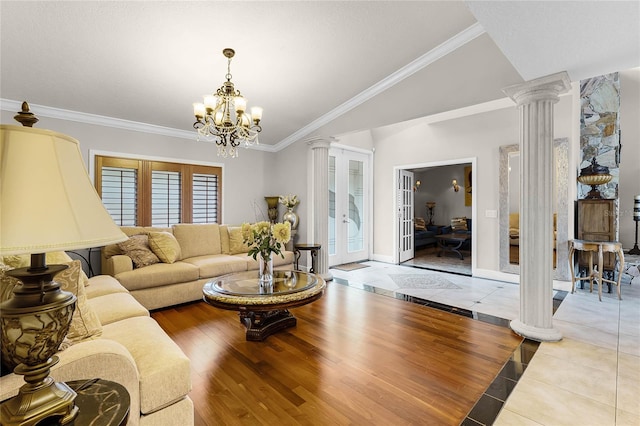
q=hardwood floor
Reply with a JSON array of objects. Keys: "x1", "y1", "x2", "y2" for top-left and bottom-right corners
[{"x1": 152, "y1": 282, "x2": 522, "y2": 425}]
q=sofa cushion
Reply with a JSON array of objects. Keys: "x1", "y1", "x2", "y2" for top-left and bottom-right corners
[
  {"x1": 56, "y1": 260, "x2": 103, "y2": 349},
  {"x1": 182, "y1": 254, "x2": 248, "y2": 278},
  {"x1": 115, "y1": 262, "x2": 200, "y2": 291},
  {"x1": 148, "y1": 231, "x2": 182, "y2": 264},
  {"x1": 228, "y1": 226, "x2": 251, "y2": 255},
  {"x1": 101, "y1": 316, "x2": 191, "y2": 415},
  {"x1": 84, "y1": 275, "x2": 129, "y2": 299},
  {"x1": 173, "y1": 223, "x2": 221, "y2": 258},
  {"x1": 88, "y1": 292, "x2": 149, "y2": 325},
  {"x1": 118, "y1": 235, "x2": 160, "y2": 268}
]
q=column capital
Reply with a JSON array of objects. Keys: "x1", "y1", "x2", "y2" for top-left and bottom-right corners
[
  {"x1": 306, "y1": 136, "x2": 335, "y2": 150},
  {"x1": 503, "y1": 71, "x2": 571, "y2": 106}
]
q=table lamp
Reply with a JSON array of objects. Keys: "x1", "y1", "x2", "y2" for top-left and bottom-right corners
[
  {"x1": 629, "y1": 195, "x2": 640, "y2": 255},
  {"x1": 0, "y1": 102, "x2": 127, "y2": 425}
]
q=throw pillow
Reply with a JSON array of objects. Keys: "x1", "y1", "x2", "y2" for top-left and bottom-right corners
[
  {"x1": 0, "y1": 265, "x2": 21, "y2": 373},
  {"x1": 0, "y1": 261, "x2": 102, "y2": 370},
  {"x1": 0, "y1": 264, "x2": 20, "y2": 304},
  {"x1": 148, "y1": 231, "x2": 182, "y2": 264},
  {"x1": 219, "y1": 225, "x2": 231, "y2": 255},
  {"x1": 451, "y1": 217, "x2": 468, "y2": 232},
  {"x1": 118, "y1": 234, "x2": 160, "y2": 268},
  {"x1": 228, "y1": 226, "x2": 251, "y2": 255},
  {"x1": 56, "y1": 260, "x2": 103, "y2": 348},
  {"x1": 1, "y1": 252, "x2": 90, "y2": 287},
  {"x1": 415, "y1": 217, "x2": 427, "y2": 231}
]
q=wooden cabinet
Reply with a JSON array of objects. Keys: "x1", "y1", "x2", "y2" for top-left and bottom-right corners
[{"x1": 577, "y1": 199, "x2": 617, "y2": 269}]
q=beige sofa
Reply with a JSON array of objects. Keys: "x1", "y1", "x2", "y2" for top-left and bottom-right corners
[
  {"x1": 102, "y1": 223, "x2": 294, "y2": 310},
  {"x1": 0, "y1": 254, "x2": 193, "y2": 426}
]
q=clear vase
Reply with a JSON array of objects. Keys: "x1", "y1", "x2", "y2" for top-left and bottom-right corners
[{"x1": 258, "y1": 253, "x2": 273, "y2": 288}]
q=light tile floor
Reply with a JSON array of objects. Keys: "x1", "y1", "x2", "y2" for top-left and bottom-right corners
[{"x1": 330, "y1": 260, "x2": 640, "y2": 426}]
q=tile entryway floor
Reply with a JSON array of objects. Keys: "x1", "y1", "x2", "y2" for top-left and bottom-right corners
[
  {"x1": 401, "y1": 246, "x2": 472, "y2": 276},
  {"x1": 330, "y1": 260, "x2": 640, "y2": 426}
]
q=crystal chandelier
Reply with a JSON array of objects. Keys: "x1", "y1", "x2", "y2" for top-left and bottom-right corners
[{"x1": 193, "y1": 48, "x2": 263, "y2": 158}]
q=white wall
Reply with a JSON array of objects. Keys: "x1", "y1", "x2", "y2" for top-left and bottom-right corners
[
  {"x1": 271, "y1": 140, "x2": 309, "y2": 246},
  {"x1": 619, "y1": 68, "x2": 640, "y2": 249}
]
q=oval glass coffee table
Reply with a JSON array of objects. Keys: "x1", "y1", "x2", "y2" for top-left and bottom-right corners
[{"x1": 203, "y1": 270, "x2": 326, "y2": 341}]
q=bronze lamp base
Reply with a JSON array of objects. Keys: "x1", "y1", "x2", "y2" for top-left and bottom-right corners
[{"x1": 1, "y1": 356, "x2": 78, "y2": 426}]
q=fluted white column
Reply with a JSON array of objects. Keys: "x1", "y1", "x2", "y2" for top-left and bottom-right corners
[
  {"x1": 309, "y1": 138, "x2": 333, "y2": 281},
  {"x1": 503, "y1": 72, "x2": 571, "y2": 342}
]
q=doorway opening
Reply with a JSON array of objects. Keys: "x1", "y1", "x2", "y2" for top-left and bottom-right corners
[{"x1": 396, "y1": 158, "x2": 476, "y2": 276}]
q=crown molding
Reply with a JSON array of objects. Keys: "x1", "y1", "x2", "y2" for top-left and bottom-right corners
[
  {"x1": 273, "y1": 22, "x2": 486, "y2": 151},
  {"x1": 0, "y1": 98, "x2": 277, "y2": 153},
  {"x1": 1, "y1": 98, "x2": 194, "y2": 139}
]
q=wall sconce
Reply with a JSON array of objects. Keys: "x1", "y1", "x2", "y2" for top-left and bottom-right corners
[
  {"x1": 452, "y1": 179, "x2": 460, "y2": 192},
  {"x1": 413, "y1": 180, "x2": 421, "y2": 192}
]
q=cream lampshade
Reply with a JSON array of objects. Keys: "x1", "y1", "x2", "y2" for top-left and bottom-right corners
[{"x1": 0, "y1": 104, "x2": 127, "y2": 425}]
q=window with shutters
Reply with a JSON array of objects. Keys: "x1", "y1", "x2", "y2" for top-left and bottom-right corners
[
  {"x1": 100, "y1": 166, "x2": 137, "y2": 226},
  {"x1": 95, "y1": 155, "x2": 222, "y2": 226},
  {"x1": 192, "y1": 173, "x2": 219, "y2": 224}
]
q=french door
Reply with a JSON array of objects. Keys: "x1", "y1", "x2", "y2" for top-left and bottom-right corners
[
  {"x1": 328, "y1": 148, "x2": 370, "y2": 266},
  {"x1": 398, "y1": 169, "x2": 415, "y2": 263}
]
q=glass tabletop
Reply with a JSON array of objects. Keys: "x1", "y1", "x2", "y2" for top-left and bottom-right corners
[{"x1": 211, "y1": 270, "x2": 318, "y2": 296}]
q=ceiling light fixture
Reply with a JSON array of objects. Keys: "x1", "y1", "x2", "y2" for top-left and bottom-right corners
[{"x1": 193, "y1": 48, "x2": 263, "y2": 158}]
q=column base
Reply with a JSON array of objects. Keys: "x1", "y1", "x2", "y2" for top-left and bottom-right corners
[
  {"x1": 319, "y1": 271, "x2": 333, "y2": 281},
  {"x1": 510, "y1": 319, "x2": 562, "y2": 342}
]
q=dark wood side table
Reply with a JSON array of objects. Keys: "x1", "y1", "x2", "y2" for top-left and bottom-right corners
[
  {"x1": 68, "y1": 379, "x2": 130, "y2": 426},
  {"x1": 294, "y1": 243, "x2": 321, "y2": 273},
  {"x1": 1, "y1": 379, "x2": 130, "y2": 426}
]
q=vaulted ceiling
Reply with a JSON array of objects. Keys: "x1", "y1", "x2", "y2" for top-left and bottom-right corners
[{"x1": 1, "y1": 1, "x2": 638, "y2": 150}]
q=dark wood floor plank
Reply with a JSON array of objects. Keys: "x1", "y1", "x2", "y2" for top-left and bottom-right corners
[{"x1": 153, "y1": 281, "x2": 521, "y2": 425}]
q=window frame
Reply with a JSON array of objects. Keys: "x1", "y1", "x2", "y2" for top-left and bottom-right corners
[{"x1": 94, "y1": 154, "x2": 222, "y2": 226}]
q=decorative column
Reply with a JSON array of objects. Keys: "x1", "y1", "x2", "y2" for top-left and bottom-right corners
[
  {"x1": 309, "y1": 138, "x2": 333, "y2": 281},
  {"x1": 503, "y1": 72, "x2": 571, "y2": 342}
]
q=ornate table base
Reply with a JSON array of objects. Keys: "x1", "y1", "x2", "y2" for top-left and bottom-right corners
[
  {"x1": 203, "y1": 271, "x2": 326, "y2": 342},
  {"x1": 240, "y1": 309, "x2": 297, "y2": 341},
  {"x1": 436, "y1": 234, "x2": 471, "y2": 260}
]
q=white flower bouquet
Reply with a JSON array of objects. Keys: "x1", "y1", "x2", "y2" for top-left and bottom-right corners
[
  {"x1": 241, "y1": 221, "x2": 291, "y2": 261},
  {"x1": 279, "y1": 194, "x2": 299, "y2": 209}
]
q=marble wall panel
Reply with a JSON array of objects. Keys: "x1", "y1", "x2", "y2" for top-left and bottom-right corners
[{"x1": 579, "y1": 72, "x2": 620, "y2": 200}]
